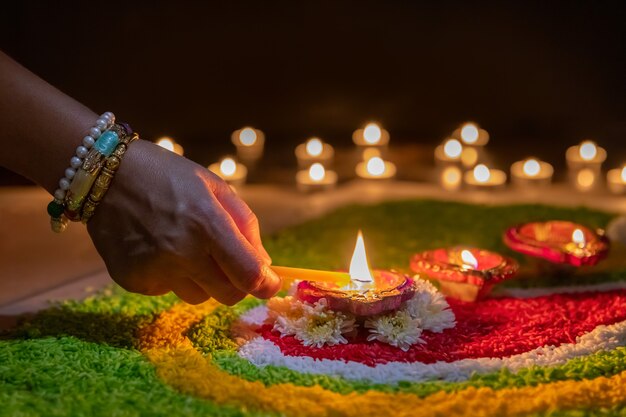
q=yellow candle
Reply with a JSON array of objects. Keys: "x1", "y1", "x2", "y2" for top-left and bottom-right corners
[{"x1": 271, "y1": 266, "x2": 351, "y2": 286}]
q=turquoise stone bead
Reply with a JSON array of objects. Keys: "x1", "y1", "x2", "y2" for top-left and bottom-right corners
[{"x1": 93, "y1": 131, "x2": 119, "y2": 156}]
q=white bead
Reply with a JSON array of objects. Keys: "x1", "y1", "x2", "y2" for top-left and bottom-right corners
[
  {"x1": 54, "y1": 189, "x2": 66, "y2": 200},
  {"x1": 70, "y1": 156, "x2": 83, "y2": 169},
  {"x1": 83, "y1": 135, "x2": 95, "y2": 148},
  {"x1": 96, "y1": 119, "x2": 108, "y2": 130},
  {"x1": 59, "y1": 178, "x2": 71, "y2": 190},
  {"x1": 64, "y1": 168, "x2": 76, "y2": 179},
  {"x1": 89, "y1": 127, "x2": 101, "y2": 139},
  {"x1": 76, "y1": 146, "x2": 89, "y2": 158},
  {"x1": 103, "y1": 111, "x2": 114, "y2": 120}
]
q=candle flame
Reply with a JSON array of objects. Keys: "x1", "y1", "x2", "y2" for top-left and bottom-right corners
[
  {"x1": 461, "y1": 250, "x2": 478, "y2": 269},
  {"x1": 363, "y1": 123, "x2": 382, "y2": 145},
  {"x1": 156, "y1": 138, "x2": 175, "y2": 152},
  {"x1": 621, "y1": 166, "x2": 626, "y2": 182},
  {"x1": 579, "y1": 140, "x2": 597, "y2": 161},
  {"x1": 305, "y1": 138, "x2": 323, "y2": 157},
  {"x1": 473, "y1": 164, "x2": 491, "y2": 183},
  {"x1": 239, "y1": 128, "x2": 257, "y2": 146},
  {"x1": 349, "y1": 230, "x2": 374, "y2": 283},
  {"x1": 572, "y1": 229, "x2": 586, "y2": 246},
  {"x1": 366, "y1": 156, "x2": 386, "y2": 176},
  {"x1": 443, "y1": 139, "x2": 463, "y2": 159},
  {"x1": 220, "y1": 157, "x2": 237, "y2": 177},
  {"x1": 460, "y1": 123, "x2": 479, "y2": 144},
  {"x1": 523, "y1": 158, "x2": 541, "y2": 177},
  {"x1": 308, "y1": 163, "x2": 326, "y2": 182}
]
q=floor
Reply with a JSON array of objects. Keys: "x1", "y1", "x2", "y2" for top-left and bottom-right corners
[{"x1": 1, "y1": 180, "x2": 625, "y2": 315}]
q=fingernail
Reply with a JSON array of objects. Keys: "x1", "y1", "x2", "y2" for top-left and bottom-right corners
[{"x1": 253, "y1": 265, "x2": 282, "y2": 298}]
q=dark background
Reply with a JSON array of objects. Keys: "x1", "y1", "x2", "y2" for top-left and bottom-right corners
[{"x1": 1, "y1": 1, "x2": 625, "y2": 184}]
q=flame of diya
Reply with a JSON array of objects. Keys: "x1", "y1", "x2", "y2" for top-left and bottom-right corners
[
  {"x1": 409, "y1": 247, "x2": 519, "y2": 302},
  {"x1": 295, "y1": 231, "x2": 417, "y2": 316},
  {"x1": 504, "y1": 220, "x2": 610, "y2": 267}
]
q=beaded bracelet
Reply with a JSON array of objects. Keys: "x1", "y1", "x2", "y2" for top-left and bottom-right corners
[
  {"x1": 81, "y1": 128, "x2": 138, "y2": 223},
  {"x1": 48, "y1": 112, "x2": 115, "y2": 232},
  {"x1": 63, "y1": 123, "x2": 133, "y2": 221}
]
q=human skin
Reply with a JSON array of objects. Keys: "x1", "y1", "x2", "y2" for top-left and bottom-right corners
[{"x1": 0, "y1": 50, "x2": 281, "y2": 305}]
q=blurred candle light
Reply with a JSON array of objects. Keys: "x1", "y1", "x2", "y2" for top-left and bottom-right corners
[
  {"x1": 296, "y1": 162, "x2": 337, "y2": 192},
  {"x1": 510, "y1": 157, "x2": 554, "y2": 188},
  {"x1": 566, "y1": 140, "x2": 606, "y2": 192},
  {"x1": 434, "y1": 138, "x2": 463, "y2": 166},
  {"x1": 607, "y1": 165, "x2": 626, "y2": 194},
  {"x1": 156, "y1": 137, "x2": 184, "y2": 156},
  {"x1": 572, "y1": 228, "x2": 586, "y2": 248},
  {"x1": 453, "y1": 122, "x2": 489, "y2": 146},
  {"x1": 208, "y1": 156, "x2": 247, "y2": 187},
  {"x1": 231, "y1": 126, "x2": 265, "y2": 161},
  {"x1": 352, "y1": 122, "x2": 390, "y2": 148},
  {"x1": 440, "y1": 166, "x2": 462, "y2": 191},
  {"x1": 356, "y1": 155, "x2": 396, "y2": 180},
  {"x1": 295, "y1": 137, "x2": 334, "y2": 168},
  {"x1": 576, "y1": 168, "x2": 596, "y2": 191},
  {"x1": 464, "y1": 163, "x2": 506, "y2": 189}
]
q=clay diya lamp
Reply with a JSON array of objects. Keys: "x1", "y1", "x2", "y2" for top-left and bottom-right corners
[
  {"x1": 287, "y1": 231, "x2": 417, "y2": 316},
  {"x1": 410, "y1": 247, "x2": 519, "y2": 302},
  {"x1": 503, "y1": 220, "x2": 610, "y2": 268}
]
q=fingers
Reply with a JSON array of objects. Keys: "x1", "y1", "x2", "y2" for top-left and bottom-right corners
[
  {"x1": 171, "y1": 277, "x2": 211, "y2": 305},
  {"x1": 213, "y1": 182, "x2": 272, "y2": 264},
  {"x1": 189, "y1": 256, "x2": 247, "y2": 306},
  {"x1": 202, "y1": 196, "x2": 282, "y2": 299}
]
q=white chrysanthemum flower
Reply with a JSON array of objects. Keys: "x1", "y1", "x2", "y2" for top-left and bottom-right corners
[
  {"x1": 295, "y1": 299, "x2": 356, "y2": 348},
  {"x1": 365, "y1": 310, "x2": 425, "y2": 351},
  {"x1": 268, "y1": 297, "x2": 356, "y2": 347},
  {"x1": 405, "y1": 277, "x2": 456, "y2": 333}
]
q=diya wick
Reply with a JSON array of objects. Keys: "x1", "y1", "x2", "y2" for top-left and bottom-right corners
[
  {"x1": 410, "y1": 247, "x2": 519, "y2": 302},
  {"x1": 294, "y1": 231, "x2": 417, "y2": 316},
  {"x1": 156, "y1": 137, "x2": 184, "y2": 156},
  {"x1": 231, "y1": 126, "x2": 265, "y2": 162},
  {"x1": 295, "y1": 137, "x2": 334, "y2": 168},
  {"x1": 504, "y1": 220, "x2": 610, "y2": 268}
]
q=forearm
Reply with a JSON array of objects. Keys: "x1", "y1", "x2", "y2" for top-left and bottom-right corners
[{"x1": 0, "y1": 50, "x2": 98, "y2": 194}]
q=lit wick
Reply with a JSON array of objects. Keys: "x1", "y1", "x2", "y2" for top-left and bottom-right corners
[
  {"x1": 572, "y1": 228, "x2": 586, "y2": 248},
  {"x1": 522, "y1": 159, "x2": 541, "y2": 177},
  {"x1": 460, "y1": 249, "x2": 478, "y2": 270},
  {"x1": 579, "y1": 141, "x2": 598, "y2": 161}
]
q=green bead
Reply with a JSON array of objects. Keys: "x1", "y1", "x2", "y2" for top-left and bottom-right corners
[{"x1": 47, "y1": 201, "x2": 64, "y2": 218}]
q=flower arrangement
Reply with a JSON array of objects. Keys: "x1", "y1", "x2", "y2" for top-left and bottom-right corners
[{"x1": 266, "y1": 277, "x2": 456, "y2": 350}]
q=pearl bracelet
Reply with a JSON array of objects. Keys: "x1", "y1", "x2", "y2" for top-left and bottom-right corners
[{"x1": 47, "y1": 112, "x2": 115, "y2": 233}]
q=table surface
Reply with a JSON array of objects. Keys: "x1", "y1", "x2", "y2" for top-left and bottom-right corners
[{"x1": 1, "y1": 180, "x2": 624, "y2": 315}]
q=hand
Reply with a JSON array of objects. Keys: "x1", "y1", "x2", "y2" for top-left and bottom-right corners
[{"x1": 87, "y1": 139, "x2": 281, "y2": 305}]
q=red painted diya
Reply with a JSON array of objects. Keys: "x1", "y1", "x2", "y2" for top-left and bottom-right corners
[
  {"x1": 410, "y1": 247, "x2": 519, "y2": 302},
  {"x1": 504, "y1": 220, "x2": 610, "y2": 267},
  {"x1": 295, "y1": 270, "x2": 417, "y2": 316}
]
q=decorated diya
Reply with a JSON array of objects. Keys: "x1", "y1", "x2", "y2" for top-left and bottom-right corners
[
  {"x1": 504, "y1": 220, "x2": 610, "y2": 267},
  {"x1": 286, "y1": 231, "x2": 418, "y2": 316},
  {"x1": 410, "y1": 247, "x2": 519, "y2": 302}
]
